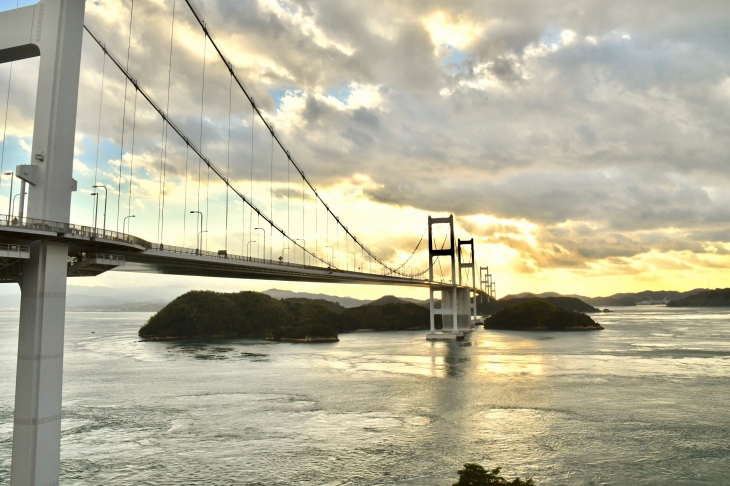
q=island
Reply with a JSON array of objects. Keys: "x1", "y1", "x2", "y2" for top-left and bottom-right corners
[
  {"x1": 139, "y1": 291, "x2": 340, "y2": 342},
  {"x1": 483, "y1": 300, "x2": 604, "y2": 331},
  {"x1": 138, "y1": 291, "x2": 432, "y2": 342},
  {"x1": 666, "y1": 288, "x2": 730, "y2": 307},
  {"x1": 477, "y1": 295, "x2": 600, "y2": 315}
]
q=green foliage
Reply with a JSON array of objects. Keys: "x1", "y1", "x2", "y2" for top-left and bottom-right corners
[
  {"x1": 139, "y1": 291, "x2": 432, "y2": 341},
  {"x1": 139, "y1": 291, "x2": 338, "y2": 341},
  {"x1": 483, "y1": 300, "x2": 602, "y2": 331},
  {"x1": 340, "y1": 302, "x2": 430, "y2": 332},
  {"x1": 454, "y1": 463, "x2": 534, "y2": 486}
]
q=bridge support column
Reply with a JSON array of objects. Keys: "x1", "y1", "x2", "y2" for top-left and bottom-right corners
[
  {"x1": 12, "y1": 240, "x2": 69, "y2": 485},
  {"x1": 1, "y1": 0, "x2": 85, "y2": 483}
]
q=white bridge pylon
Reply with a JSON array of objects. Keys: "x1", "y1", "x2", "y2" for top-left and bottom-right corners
[
  {"x1": 0, "y1": 0, "x2": 85, "y2": 484},
  {"x1": 426, "y1": 215, "x2": 479, "y2": 341}
]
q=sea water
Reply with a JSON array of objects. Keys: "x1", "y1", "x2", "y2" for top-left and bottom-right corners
[{"x1": 0, "y1": 306, "x2": 729, "y2": 485}]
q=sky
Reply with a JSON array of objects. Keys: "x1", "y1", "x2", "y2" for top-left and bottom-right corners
[{"x1": 0, "y1": 0, "x2": 729, "y2": 301}]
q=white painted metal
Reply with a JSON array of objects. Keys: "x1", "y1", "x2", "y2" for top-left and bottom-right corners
[{"x1": 0, "y1": 0, "x2": 85, "y2": 484}]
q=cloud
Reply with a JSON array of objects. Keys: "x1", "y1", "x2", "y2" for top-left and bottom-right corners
[{"x1": 4, "y1": 0, "x2": 730, "y2": 293}]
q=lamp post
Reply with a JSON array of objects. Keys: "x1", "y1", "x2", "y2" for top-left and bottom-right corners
[
  {"x1": 122, "y1": 214, "x2": 136, "y2": 235},
  {"x1": 295, "y1": 239, "x2": 305, "y2": 265},
  {"x1": 190, "y1": 210, "x2": 203, "y2": 253},
  {"x1": 11, "y1": 192, "x2": 25, "y2": 219},
  {"x1": 92, "y1": 184, "x2": 107, "y2": 234},
  {"x1": 4, "y1": 171, "x2": 13, "y2": 223},
  {"x1": 326, "y1": 245, "x2": 334, "y2": 267},
  {"x1": 91, "y1": 192, "x2": 99, "y2": 231},
  {"x1": 348, "y1": 251, "x2": 354, "y2": 271},
  {"x1": 282, "y1": 246, "x2": 290, "y2": 263},
  {"x1": 199, "y1": 230, "x2": 208, "y2": 252},
  {"x1": 254, "y1": 227, "x2": 265, "y2": 261},
  {"x1": 247, "y1": 240, "x2": 256, "y2": 260}
]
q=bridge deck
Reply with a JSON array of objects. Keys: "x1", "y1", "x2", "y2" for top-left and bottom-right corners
[{"x1": 0, "y1": 216, "x2": 442, "y2": 286}]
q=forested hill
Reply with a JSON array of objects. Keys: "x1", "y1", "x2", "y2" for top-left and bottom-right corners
[
  {"x1": 478, "y1": 296, "x2": 600, "y2": 315},
  {"x1": 667, "y1": 288, "x2": 730, "y2": 307},
  {"x1": 139, "y1": 291, "x2": 431, "y2": 342},
  {"x1": 484, "y1": 301, "x2": 604, "y2": 331}
]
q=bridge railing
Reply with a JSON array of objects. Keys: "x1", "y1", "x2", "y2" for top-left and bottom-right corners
[
  {"x1": 66, "y1": 224, "x2": 152, "y2": 248},
  {"x1": 0, "y1": 242, "x2": 30, "y2": 254},
  {"x1": 0, "y1": 214, "x2": 67, "y2": 233}
]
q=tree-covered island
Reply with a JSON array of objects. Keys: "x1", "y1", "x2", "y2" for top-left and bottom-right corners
[
  {"x1": 483, "y1": 300, "x2": 603, "y2": 331},
  {"x1": 138, "y1": 291, "x2": 431, "y2": 342}
]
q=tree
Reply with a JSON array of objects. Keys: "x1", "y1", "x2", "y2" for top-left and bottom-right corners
[{"x1": 454, "y1": 463, "x2": 534, "y2": 486}]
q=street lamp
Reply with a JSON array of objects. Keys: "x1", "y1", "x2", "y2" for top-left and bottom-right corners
[
  {"x1": 326, "y1": 245, "x2": 334, "y2": 267},
  {"x1": 92, "y1": 184, "x2": 107, "y2": 234},
  {"x1": 11, "y1": 192, "x2": 25, "y2": 219},
  {"x1": 247, "y1": 240, "x2": 257, "y2": 260},
  {"x1": 199, "y1": 230, "x2": 208, "y2": 252},
  {"x1": 347, "y1": 251, "x2": 354, "y2": 271},
  {"x1": 295, "y1": 239, "x2": 305, "y2": 265},
  {"x1": 254, "y1": 227, "x2": 265, "y2": 261},
  {"x1": 4, "y1": 171, "x2": 13, "y2": 223},
  {"x1": 123, "y1": 215, "x2": 136, "y2": 235},
  {"x1": 281, "y1": 246, "x2": 290, "y2": 264},
  {"x1": 90, "y1": 192, "x2": 99, "y2": 231},
  {"x1": 190, "y1": 210, "x2": 204, "y2": 253}
]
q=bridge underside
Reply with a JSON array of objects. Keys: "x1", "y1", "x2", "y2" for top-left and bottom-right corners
[{"x1": 0, "y1": 220, "x2": 431, "y2": 287}]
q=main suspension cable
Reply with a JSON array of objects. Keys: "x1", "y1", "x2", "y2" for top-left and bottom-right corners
[{"x1": 180, "y1": 0, "x2": 421, "y2": 277}]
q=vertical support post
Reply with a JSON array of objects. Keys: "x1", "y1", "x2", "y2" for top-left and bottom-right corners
[
  {"x1": 451, "y1": 286, "x2": 457, "y2": 331},
  {"x1": 0, "y1": 1, "x2": 86, "y2": 484},
  {"x1": 429, "y1": 287, "x2": 435, "y2": 332},
  {"x1": 17, "y1": 179, "x2": 26, "y2": 222}
]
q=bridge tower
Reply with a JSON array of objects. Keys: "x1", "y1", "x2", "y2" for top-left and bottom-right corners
[
  {"x1": 479, "y1": 266, "x2": 491, "y2": 301},
  {"x1": 426, "y1": 215, "x2": 473, "y2": 340},
  {"x1": 0, "y1": 0, "x2": 85, "y2": 483},
  {"x1": 458, "y1": 238, "x2": 478, "y2": 325}
]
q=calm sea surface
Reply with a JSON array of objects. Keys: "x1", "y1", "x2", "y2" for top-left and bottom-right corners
[{"x1": 1, "y1": 307, "x2": 729, "y2": 485}]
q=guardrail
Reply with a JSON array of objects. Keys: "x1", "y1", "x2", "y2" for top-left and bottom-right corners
[
  {"x1": 0, "y1": 214, "x2": 429, "y2": 281},
  {"x1": 0, "y1": 243, "x2": 30, "y2": 254},
  {"x1": 87, "y1": 253, "x2": 126, "y2": 264}
]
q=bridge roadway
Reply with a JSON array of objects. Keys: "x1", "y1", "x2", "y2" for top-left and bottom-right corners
[{"x1": 0, "y1": 215, "x2": 434, "y2": 286}]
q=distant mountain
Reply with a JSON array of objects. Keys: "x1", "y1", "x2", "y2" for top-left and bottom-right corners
[
  {"x1": 366, "y1": 295, "x2": 424, "y2": 306},
  {"x1": 585, "y1": 289, "x2": 707, "y2": 307},
  {"x1": 69, "y1": 300, "x2": 167, "y2": 312},
  {"x1": 503, "y1": 289, "x2": 710, "y2": 307},
  {"x1": 262, "y1": 289, "x2": 370, "y2": 308},
  {"x1": 502, "y1": 291, "x2": 582, "y2": 299},
  {"x1": 667, "y1": 288, "x2": 730, "y2": 307}
]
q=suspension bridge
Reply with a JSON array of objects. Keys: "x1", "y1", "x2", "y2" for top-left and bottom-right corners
[{"x1": 0, "y1": 0, "x2": 497, "y2": 483}]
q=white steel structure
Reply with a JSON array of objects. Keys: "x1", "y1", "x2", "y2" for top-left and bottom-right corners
[{"x1": 0, "y1": 0, "x2": 85, "y2": 483}]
